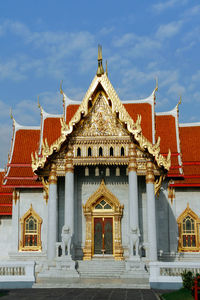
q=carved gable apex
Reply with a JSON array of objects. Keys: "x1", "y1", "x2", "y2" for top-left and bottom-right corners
[{"x1": 72, "y1": 92, "x2": 129, "y2": 138}]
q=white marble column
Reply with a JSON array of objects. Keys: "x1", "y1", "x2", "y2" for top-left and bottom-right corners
[
  {"x1": 146, "y1": 159, "x2": 157, "y2": 261},
  {"x1": 128, "y1": 144, "x2": 139, "y2": 259},
  {"x1": 64, "y1": 149, "x2": 74, "y2": 243},
  {"x1": 47, "y1": 163, "x2": 57, "y2": 260},
  {"x1": 12, "y1": 190, "x2": 20, "y2": 252}
]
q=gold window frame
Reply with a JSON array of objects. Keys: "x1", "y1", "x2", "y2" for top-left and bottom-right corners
[
  {"x1": 19, "y1": 204, "x2": 42, "y2": 251},
  {"x1": 177, "y1": 203, "x2": 200, "y2": 252}
]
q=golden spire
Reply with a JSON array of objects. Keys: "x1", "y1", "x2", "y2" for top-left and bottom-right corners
[
  {"x1": 106, "y1": 60, "x2": 108, "y2": 76},
  {"x1": 60, "y1": 80, "x2": 64, "y2": 95},
  {"x1": 155, "y1": 77, "x2": 158, "y2": 92},
  {"x1": 96, "y1": 44, "x2": 104, "y2": 76}
]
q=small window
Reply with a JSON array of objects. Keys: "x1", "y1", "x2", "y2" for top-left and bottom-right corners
[
  {"x1": 121, "y1": 147, "x2": 125, "y2": 156},
  {"x1": 99, "y1": 147, "x2": 103, "y2": 157},
  {"x1": 110, "y1": 147, "x2": 114, "y2": 156},
  {"x1": 88, "y1": 147, "x2": 92, "y2": 157},
  {"x1": 77, "y1": 147, "x2": 81, "y2": 157},
  {"x1": 95, "y1": 200, "x2": 112, "y2": 210}
]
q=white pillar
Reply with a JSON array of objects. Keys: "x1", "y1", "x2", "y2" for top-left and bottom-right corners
[
  {"x1": 12, "y1": 190, "x2": 20, "y2": 252},
  {"x1": 146, "y1": 159, "x2": 157, "y2": 261},
  {"x1": 128, "y1": 144, "x2": 139, "y2": 259},
  {"x1": 47, "y1": 163, "x2": 57, "y2": 260},
  {"x1": 64, "y1": 149, "x2": 74, "y2": 236}
]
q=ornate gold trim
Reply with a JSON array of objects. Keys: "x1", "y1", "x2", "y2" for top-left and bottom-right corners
[
  {"x1": 146, "y1": 159, "x2": 155, "y2": 184},
  {"x1": 154, "y1": 174, "x2": 165, "y2": 197},
  {"x1": 32, "y1": 73, "x2": 171, "y2": 173},
  {"x1": 83, "y1": 180, "x2": 124, "y2": 261},
  {"x1": 19, "y1": 204, "x2": 42, "y2": 251},
  {"x1": 168, "y1": 180, "x2": 175, "y2": 204},
  {"x1": 13, "y1": 189, "x2": 20, "y2": 205},
  {"x1": 41, "y1": 177, "x2": 49, "y2": 204},
  {"x1": 49, "y1": 163, "x2": 57, "y2": 184},
  {"x1": 65, "y1": 149, "x2": 74, "y2": 173},
  {"x1": 177, "y1": 203, "x2": 200, "y2": 252},
  {"x1": 128, "y1": 144, "x2": 137, "y2": 172}
]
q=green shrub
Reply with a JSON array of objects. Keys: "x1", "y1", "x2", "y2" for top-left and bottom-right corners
[{"x1": 181, "y1": 270, "x2": 194, "y2": 290}]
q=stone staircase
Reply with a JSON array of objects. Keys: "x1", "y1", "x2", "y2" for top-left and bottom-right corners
[
  {"x1": 77, "y1": 259, "x2": 125, "y2": 278},
  {"x1": 33, "y1": 258, "x2": 150, "y2": 288}
]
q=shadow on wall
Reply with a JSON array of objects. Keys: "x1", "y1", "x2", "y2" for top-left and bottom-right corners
[{"x1": 156, "y1": 179, "x2": 178, "y2": 262}]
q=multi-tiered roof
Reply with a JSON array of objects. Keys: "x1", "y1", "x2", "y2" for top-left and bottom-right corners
[{"x1": 1, "y1": 47, "x2": 200, "y2": 215}]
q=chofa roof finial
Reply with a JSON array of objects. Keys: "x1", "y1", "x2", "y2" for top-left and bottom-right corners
[{"x1": 96, "y1": 44, "x2": 104, "y2": 76}]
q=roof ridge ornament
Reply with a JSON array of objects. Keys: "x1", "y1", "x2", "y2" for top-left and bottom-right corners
[
  {"x1": 177, "y1": 95, "x2": 182, "y2": 114},
  {"x1": 96, "y1": 44, "x2": 104, "y2": 76},
  {"x1": 37, "y1": 96, "x2": 43, "y2": 116}
]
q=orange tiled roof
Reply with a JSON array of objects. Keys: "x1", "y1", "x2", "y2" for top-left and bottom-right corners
[
  {"x1": 0, "y1": 172, "x2": 12, "y2": 215},
  {"x1": 4, "y1": 128, "x2": 42, "y2": 189},
  {"x1": 156, "y1": 114, "x2": 181, "y2": 177},
  {"x1": 171, "y1": 126, "x2": 200, "y2": 186},
  {"x1": 124, "y1": 103, "x2": 153, "y2": 142},
  {"x1": 43, "y1": 117, "x2": 61, "y2": 146},
  {"x1": 66, "y1": 105, "x2": 80, "y2": 124}
]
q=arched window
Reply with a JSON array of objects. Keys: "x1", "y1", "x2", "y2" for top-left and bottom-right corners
[
  {"x1": 20, "y1": 204, "x2": 42, "y2": 251},
  {"x1": 110, "y1": 147, "x2": 114, "y2": 156},
  {"x1": 177, "y1": 204, "x2": 200, "y2": 252},
  {"x1": 88, "y1": 147, "x2": 92, "y2": 157},
  {"x1": 99, "y1": 147, "x2": 103, "y2": 157},
  {"x1": 77, "y1": 147, "x2": 81, "y2": 157},
  {"x1": 121, "y1": 147, "x2": 125, "y2": 156},
  {"x1": 182, "y1": 216, "x2": 196, "y2": 248}
]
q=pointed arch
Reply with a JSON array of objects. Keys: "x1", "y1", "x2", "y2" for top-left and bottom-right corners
[
  {"x1": 19, "y1": 204, "x2": 42, "y2": 251},
  {"x1": 177, "y1": 203, "x2": 200, "y2": 252},
  {"x1": 83, "y1": 180, "x2": 123, "y2": 214},
  {"x1": 83, "y1": 180, "x2": 124, "y2": 261}
]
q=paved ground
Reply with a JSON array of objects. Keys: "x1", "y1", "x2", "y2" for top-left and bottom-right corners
[{"x1": 0, "y1": 288, "x2": 161, "y2": 300}]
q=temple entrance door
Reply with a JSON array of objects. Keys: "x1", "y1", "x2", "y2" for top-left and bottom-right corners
[{"x1": 94, "y1": 217, "x2": 113, "y2": 255}]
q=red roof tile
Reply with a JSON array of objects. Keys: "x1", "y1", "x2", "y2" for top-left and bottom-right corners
[
  {"x1": 124, "y1": 103, "x2": 153, "y2": 142},
  {"x1": 179, "y1": 126, "x2": 200, "y2": 162},
  {"x1": 43, "y1": 117, "x2": 61, "y2": 147},
  {"x1": 11, "y1": 129, "x2": 40, "y2": 164},
  {"x1": 171, "y1": 125, "x2": 200, "y2": 185},
  {"x1": 0, "y1": 172, "x2": 13, "y2": 215},
  {"x1": 66, "y1": 105, "x2": 80, "y2": 124}
]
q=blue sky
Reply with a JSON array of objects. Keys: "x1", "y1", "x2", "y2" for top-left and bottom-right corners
[{"x1": 0, "y1": 0, "x2": 199, "y2": 167}]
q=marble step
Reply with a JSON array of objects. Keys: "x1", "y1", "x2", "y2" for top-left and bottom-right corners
[{"x1": 33, "y1": 277, "x2": 150, "y2": 289}]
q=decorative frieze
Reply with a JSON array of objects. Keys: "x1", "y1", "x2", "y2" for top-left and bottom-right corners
[
  {"x1": 146, "y1": 159, "x2": 155, "y2": 184},
  {"x1": 49, "y1": 163, "x2": 57, "y2": 184},
  {"x1": 128, "y1": 144, "x2": 137, "y2": 172},
  {"x1": 65, "y1": 149, "x2": 74, "y2": 173}
]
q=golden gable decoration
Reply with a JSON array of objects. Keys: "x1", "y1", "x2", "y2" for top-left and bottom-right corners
[{"x1": 31, "y1": 49, "x2": 171, "y2": 173}]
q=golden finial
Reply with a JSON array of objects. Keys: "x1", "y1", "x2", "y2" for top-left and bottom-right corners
[
  {"x1": 38, "y1": 96, "x2": 41, "y2": 108},
  {"x1": 178, "y1": 95, "x2": 182, "y2": 106},
  {"x1": 177, "y1": 95, "x2": 182, "y2": 114},
  {"x1": 10, "y1": 108, "x2": 14, "y2": 120},
  {"x1": 60, "y1": 80, "x2": 64, "y2": 95},
  {"x1": 155, "y1": 77, "x2": 158, "y2": 92},
  {"x1": 96, "y1": 44, "x2": 104, "y2": 76},
  {"x1": 106, "y1": 60, "x2": 108, "y2": 76}
]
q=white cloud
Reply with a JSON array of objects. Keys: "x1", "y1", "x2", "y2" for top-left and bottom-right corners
[
  {"x1": 167, "y1": 83, "x2": 186, "y2": 96},
  {"x1": 182, "y1": 5, "x2": 200, "y2": 17},
  {"x1": 156, "y1": 21, "x2": 183, "y2": 40},
  {"x1": 153, "y1": 0, "x2": 188, "y2": 13},
  {"x1": 192, "y1": 70, "x2": 200, "y2": 82}
]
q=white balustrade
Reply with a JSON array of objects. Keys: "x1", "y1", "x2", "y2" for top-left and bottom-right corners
[{"x1": 0, "y1": 261, "x2": 35, "y2": 282}]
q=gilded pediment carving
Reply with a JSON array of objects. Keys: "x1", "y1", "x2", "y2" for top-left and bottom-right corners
[{"x1": 72, "y1": 93, "x2": 129, "y2": 138}]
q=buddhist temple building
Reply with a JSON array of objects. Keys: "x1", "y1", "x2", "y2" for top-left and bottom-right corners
[{"x1": 1, "y1": 45, "x2": 200, "y2": 289}]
